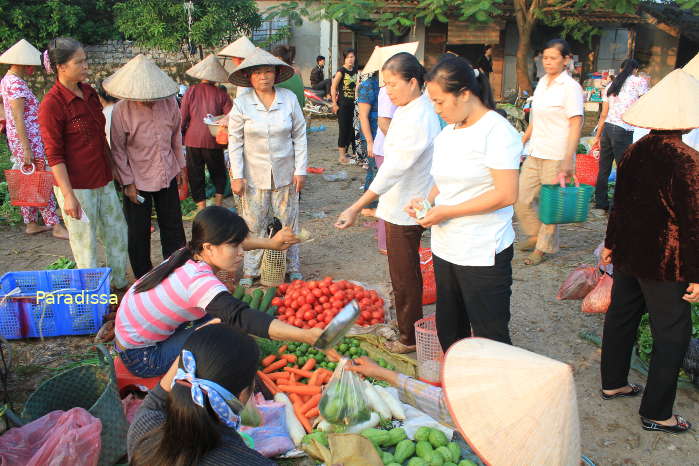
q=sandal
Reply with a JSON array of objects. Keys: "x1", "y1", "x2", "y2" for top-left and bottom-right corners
[
  {"x1": 288, "y1": 272, "x2": 304, "y2": 281},
  {"x1": 239, "y1": 277, "x2": 254, "y2": 288},
  {"x1": 383, "y1": 340, "x2": 417, "y2": 354},
  {"x1": 517, "y1": 236, "x2": 538, "y2": 252},
  {"x1": 600, "y1": 383, "x2": 643, "y2": 400},
  {"x1": 641, "y1": 415, "x2": 692, "y2": 434},
  {"x1": 523, "y1": 250, "x2": 545, "y2": 266}
]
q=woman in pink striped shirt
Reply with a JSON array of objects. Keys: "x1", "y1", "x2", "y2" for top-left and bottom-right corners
[{"x1": 114, "y1": 206, "x2": 322, "y2": 378}]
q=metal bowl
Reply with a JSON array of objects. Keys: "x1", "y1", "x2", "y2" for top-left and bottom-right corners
[
  {"x1": 205, "y1": 114, "x2": 227, "y2": 137},
  {"x1": 314, "y1": 300, "x2": 360, "y2": 350}
]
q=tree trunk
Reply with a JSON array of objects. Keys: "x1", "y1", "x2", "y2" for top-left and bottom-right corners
[{"x1": 513, "y1": 0, "x2": 535, "y2": 94}]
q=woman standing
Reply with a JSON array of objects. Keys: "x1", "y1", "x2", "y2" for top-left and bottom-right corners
[
  {"x1": 181, "y1": 54, "x2": 232, "y2": 212},
  {"x1": 331, "y1": 49, "x2": 357, "y2": 164},
  {"x1": 407, "y1": 56, "x2": 522, "y2": 351},
  {"x1": 591, "y1": 59, "x2": 648, "y2": 212},
  {"x1": 357, "y1": 70, "x2": 380, "y2": 207},
  {"x1": 599, "y1": 69, "x2": 698, "y2": 434},
  {"x1": 39, "y1": 37, "x2": 129, "y2": 290},
  {"x1": 515, "y1": 39, "x2": 583, "y2": 265},
  {"x1": 228, "y1": 49, "x2": 307, "y2": 286},
  {"x1": 0, "y1": 39, "x2": 68, "y2": 239},
  {"x1": 335, "y1": 53, "x2": 441, "y2": 353}
]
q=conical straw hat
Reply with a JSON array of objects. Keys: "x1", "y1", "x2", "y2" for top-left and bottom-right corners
[
  {"x1": 186, "y1": 54, "x2": 229, "y2": 82},
  {"x1": 228, "y1": 48, "x2": 295, "y2": 87},
  {"x1": 362, "y1": 41, "x2": 419, "y2": 85},
  {"x1": 622, "y1": 69, "x2": 699, "y2": 130},
  {"x1": 218, "y1": 36, "x2": 256, "y2": 58},
  {"x1": 103, "y1": 54, "x2": 179, "y2": 101},
  {"x1": 442, "y1": 338, "x2": 580, "y2": 466},
  {"x1": 0, "y1": 39, "x2": 41, "y2": 66},
  {"x1": 683, "y1": 52, "x2": 699, "y2": 80}
]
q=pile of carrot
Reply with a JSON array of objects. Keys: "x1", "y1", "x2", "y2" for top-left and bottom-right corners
[{"x1": 257, "y1": 347, "x2": 334, "y2": 433}]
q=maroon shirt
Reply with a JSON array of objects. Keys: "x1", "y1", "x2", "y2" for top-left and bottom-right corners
[
  {"x1": 39, "y1": 81, "x2": 112, "y2": 189},
  {"x1": 180, "y1": 82, "x2": 232, "y2": 149}
]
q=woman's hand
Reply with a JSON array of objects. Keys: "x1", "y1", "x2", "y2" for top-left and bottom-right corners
[
  {"x1": 416, "y1": 205, "x2": 449, "y2": 228},
  {"x1": 62, "y1": 192, "x2": 82, "y2": 219},
  {"x1": 366, "y1": 141, "x2": 374, "y2": 158},
  {"x1": 231, "y1": 178, "x2": 246, "y2": 196},
  {"x1": 683, "y1": 283, "x2": 699, "y2": 303},
  {"x1": 124, "y1": 184, "x2": 140, "y2": 204},
  {"x1": 591, "y1": 136, "x2": 601, "y2": 150},
  {"x1": 270, "y1": 226, "x2": 299, "y2": 250},
  {"x1": 600, "y1": 248, "x2": 613, "y2": 266},
  {"x1": 23, "y1": 147, "x2": 34, "y2": 166},
  {"x1": 177, "y1": 169, "x2": 186, "y2": 187},
  {"x1": 404, "y1": 197, "x2": 425, "y2": 219},
  {"x1": 293, "y1": 175, "x2": 306, "y2": 193},
  {"x1": 332, "y1": 103, "x2": 339, "y2": 114},
  {"x1": 557, "y1": 157, "x2": 576, "y2": 187},
  {"x1": 305, "y1": 327, "x2": 324, "y2": 345},
  {"x1": 335, "y1": 206, "x2": 360, "y2": 229},
  {"x1": 347, "y1": 356, "x2": 395, "y2": 383}
]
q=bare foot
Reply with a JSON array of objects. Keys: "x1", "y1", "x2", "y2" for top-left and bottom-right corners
[
  {"x1": 52, "y1": 224, "x2": 70, "y2": 240},
  {"x1": 338, "y1": 157, "x2": 350, "y2": 165},
  {"x1": 26, "y1": 223, "x2": 52, "y2": 235}
]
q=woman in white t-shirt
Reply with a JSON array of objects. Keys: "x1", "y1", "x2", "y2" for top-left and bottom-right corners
[
  {"x1": 335, "y1": 52, "x2": 441, "y2": 353},
  {"x1": 516, "y1": 38, "x2": 584, "y2": 265},
  {"x1": 407, "y1": 56, "x2": 522, "y2": 351}
]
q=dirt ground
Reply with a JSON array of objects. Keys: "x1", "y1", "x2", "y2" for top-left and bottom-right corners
[{"x1": 1, "y1": 118, "x2": 698, "y2": 464}]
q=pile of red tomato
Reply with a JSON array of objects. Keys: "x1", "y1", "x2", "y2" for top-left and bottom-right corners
[{"x1": 271, "y1": 277, "x2": 386, "y2": 329}]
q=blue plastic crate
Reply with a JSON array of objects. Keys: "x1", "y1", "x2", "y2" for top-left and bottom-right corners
[{"x1": 0, "y1": 268, "x2": 111, "y2": 339}]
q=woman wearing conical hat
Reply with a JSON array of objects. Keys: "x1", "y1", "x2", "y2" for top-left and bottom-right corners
[
  {"x1": 218, "y1": 36, "x2": 256, "y2": 98},
  {"x1": 599, "y1": 68, "x2": 699, "y2": 434},
  {"x1": 0, "y1": 39, "x2": 69, "y2": 239},
  {"x1": 180, "y1": 54, "x2": 233, "y2": 212}
]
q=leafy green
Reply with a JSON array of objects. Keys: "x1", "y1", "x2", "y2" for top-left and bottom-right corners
[
  {"x1": 637, "y1": 303, "x2": 699, "y2": 364},
  {"x1": 47, "y1": 257, "x2": 77, "y2": 270}
]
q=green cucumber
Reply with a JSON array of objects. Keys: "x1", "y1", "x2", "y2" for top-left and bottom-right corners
[
  {"x1": 242, "y1": 294, "x2": 252, "y2": 304},
  {"x1": 266, "y1": 305, "x2": 278, "y2": 316},
  {"x1": 259, "y1": 287, "x2": 277, "y2": 312},
  {"x1": 232, "y1": 285, "x2": 245, "y2": 299}
]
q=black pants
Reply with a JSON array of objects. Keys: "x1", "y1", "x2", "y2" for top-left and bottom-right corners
[
  {"x1": 186, "y1": 147, "x2": 227, "y2": 203},
  {"x1": 434, "y1": 246, "x2": 514, "y2": 352},
  {"x1": 123, "y1": 177, "x2": 187, "y2": 279},
  {"x1": 601, "y1": 267, "x2": 691, "y2": 420},
  {"x1": 337, "y1": 102, "x2": 355, "y2": 150},
  {"x1": 595, "y1": 123, "x2": 632, "y2": 209},
  {"x1": 312, "y1": 79, "x2": 331, "y2": 96}
]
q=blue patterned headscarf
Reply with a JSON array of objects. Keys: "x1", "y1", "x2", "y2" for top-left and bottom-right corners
[{"x1": 172, "y1": 349, "x2": 243, "y2": 429}]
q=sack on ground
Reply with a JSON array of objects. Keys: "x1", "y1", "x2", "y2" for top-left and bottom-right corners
[
  {"x1": 581, "y1": 273, "x2": 613, "y2": 314},
  {"x1": 556, "y1": 265, "x2": 600, "y2": 300}
]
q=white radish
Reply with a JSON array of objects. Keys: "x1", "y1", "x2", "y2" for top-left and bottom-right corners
[
  {"x1": 274, "y1": 393, "x2": 305, "y2": 446},
  {"x1": 363, "y1": 380, "x2": 391, "y2": 420},
  {"x1": 344, "y1": 412, "x2": 380, "y2": 434},
  {"x1": 374, "y1": 385, "x2": 406, "y2": 420},
  {"x1": 316, "y1": 419, "x2": 334, "y2": 432}
]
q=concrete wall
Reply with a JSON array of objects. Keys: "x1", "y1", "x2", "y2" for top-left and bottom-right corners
[{"x1": 635, "y1": 23, "x2": 678, "y2": 84}]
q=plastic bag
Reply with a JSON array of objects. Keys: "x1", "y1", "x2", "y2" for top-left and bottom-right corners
[
  {"x1": 556, "y1": 265, "x2": 601, "y2": 300},
  {"x1": 121, "y1": 393, "x2": 144, "y2": 424},
  {"x1": 420, "y1": 248, "x2": 436, "y2": 305},
  {"x1": 581, "y1": 273, "x2": 613, "y2": 314},
  {"x1": 319, "y1": 359, "x2": 371, "y2": 426},
  {"x1": 240, "y1": 402, "x2": 295, "y2": 457},
  {"x1": 0, "y1": 407, "x2": 101, "y2": 466},
  {"x1": 240, "y1": 390, "x2": 264, "y2": 427}
]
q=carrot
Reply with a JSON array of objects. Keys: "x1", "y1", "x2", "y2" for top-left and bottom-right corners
[
  {"x1": 277, "y1": 384, "x2": 322, "y2": 395},
  {"x1": 293, "y1": 403, "x2": 313, "y2": 433},
  {"x1": 289, "y1": 393, "x2": 303, "y2": 405},
  {"x1": 308, "y1": 369, "x2": 323, "y2": 386},
  {"x1": 299, "y1": 394, "x2": 321, "y2": 413},
  {"x1": 283, "y1": 367, "x2": 314, "y2": 378},
  {"x1": 304, "y1": 407, "x2": 319, "y2": 418},
  {"x1": 266, "y1": 372, "x2": 289, "y2": 381},
  {"x1": 281, "y1": 353, "x2": 297, "y2": 363},
  {"x1": 288, "y1": 373, "x2": 297, "y2": 385},
  {"x1": 261, "y1": 354, "x2": 277, "y2": 367},
  {"x1": 275, "y1": 377, "x2": 290, "y2": 385},
  {"x1": 278, "y1": 344, "x2": 288, "y2": 354},
  {"x1": 301, "y1": 358, "x2": 316, "y2": 371},
  {"x1": 256, "y1": 371, "x2": 279, "y2": 395},
  {"x1": 263, "y1": 359, "x2": 287, "y2": 373}
]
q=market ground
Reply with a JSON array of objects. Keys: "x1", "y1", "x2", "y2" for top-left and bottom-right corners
[{"x1": 1, "y1": 119, "x2": 697, "y2": 464}]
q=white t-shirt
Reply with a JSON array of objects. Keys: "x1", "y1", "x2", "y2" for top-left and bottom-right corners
[
  {"x1": 369, "y1": 93, "x2": 441, "y2": 226},
  {"x1": 103, "y1": 104, "x2": 114, "y2": 147},
  {"x1": 529, "y1": 72, "x2": 584, "y2": 160},
  {"x1": 373, "y1": 87, "x2": 398, "y2": 157},
  {"x1": 431, "y1": 111, "x2": 523, "y2": 266}
]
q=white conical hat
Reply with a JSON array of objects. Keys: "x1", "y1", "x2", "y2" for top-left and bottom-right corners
[
  {"x1": 683, "y1": 52, "x2": 699, "y2": 80},
  {"x1": 228, "y1": 48, "x2": 295, "y2": 87},
  {"x1": 218, "y1": 36, "x2": 256, "y2": 58},
  {"x1": 0, "y1": 39, "x2": 41, "y2": 66},
  {"x1": 103, "y1": 54, "x2": 179, "y2": 101},
  {"x1": 362, "y1": 41, "x2": 419, "y2": 85},
  {"x1": 622, "y1": 69, "x2": 699, "y2": 130},
  {"x1": 442, "y1": 338, "x2": 580, "y2": 466},
  {"x1": 186, "y1": 54, "x2": 229, "y2": 82}
]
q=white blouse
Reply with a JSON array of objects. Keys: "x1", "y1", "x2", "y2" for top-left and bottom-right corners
[{"x1": 431, "y1": 111, "x2": 523, "y2": 266}]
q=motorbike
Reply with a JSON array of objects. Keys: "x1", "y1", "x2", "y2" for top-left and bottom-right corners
[{"x1": 303, "y1": 87, "x2": 334, "y2": 118}]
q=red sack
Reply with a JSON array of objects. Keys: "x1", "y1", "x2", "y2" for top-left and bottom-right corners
[
  {"x1": 0, "y1": 407, "x2": 101, "y2": 466},
  {"x1": 581, "y1": 273, "x2": 613, "y2": 314},
  {"x1": 576, "y1": 148, "x2": 600, "y2": 186},
  {"x1": 556, "y1": 265, "x2": 601, "y2": 300},
  {"x1": 178, "y1": 166, "x2": 189, "y2": 201},
  {"x1": 419, "y1": 247, "x2": 436, "y2": 305}
]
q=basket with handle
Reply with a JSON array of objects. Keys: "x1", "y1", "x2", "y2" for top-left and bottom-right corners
[
  {"x1": 260, "y1": 249, "x2": 287, "y2": 287},
  {"x1": 575, "y1": 148, "x2": 600, "y2": 186},
  {"x1": 21, "y1": 344, "x2": 128, "y2": 466},
  {"x1": 415, "y1": 315, "x2": 443, "y2": 385},
  {"x1": 538, "y1": 180, "x2": 594, "y2": 225},
  {"x1": 4, "y1": 162, "x2": 54, "y2": 207}
]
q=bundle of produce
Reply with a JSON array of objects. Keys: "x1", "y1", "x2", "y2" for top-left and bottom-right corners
[{"x1": 233, "y1": 285, "x2": 278, "y2": 315}]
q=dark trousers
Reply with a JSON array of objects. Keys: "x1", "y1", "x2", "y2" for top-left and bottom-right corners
[
  {"x1": 337, "y1": 103, "x2": 355, "y2": 149},
  {"x1": 433, "y1": 247, "x2": 514, "y2": 352},
  {"x1": 601, "y1": 267, "x2": 691, "y2": 420},
  {"x1": 123, "y1": 177, "x2": 187, "y2": 279},
  {"x1": 385, "y1": 222, "x2": 425, "y2": 346},
  {"x1": 186, "y1": 147, "x2": 227, "y2": 203},
  {"x1": 312, "y1": 79, "x2": 331, "y2": 96},
  {"x1": 595, "y1": 123, "x2": 632, "y2": 209}
]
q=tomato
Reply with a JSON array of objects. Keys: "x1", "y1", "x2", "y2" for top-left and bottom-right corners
[
  {"x1": 319, "y1": 286, "x2": 330, "y2": 296},
  {"x1": 271, "y1": 297, "x2": 283, "y2": 307},
  {"x1": 305, "y1": 294, "x2": 316, "y2": 305},
  {"x1": 335, "y1": 290, "x2": 346, "y2": 301},
  {"x1": 359, "y1": 298, "x2": 371, "y2": 307},
  {"x1": 371, "y1": 311, "x2": 383, "y2": 319},
  {"x1": 323, "y1": 276, "x2": 333, "y2": 283},
  {"x1": 375, "y1": 298, "x2": 385, "y2": 307},
  {"x1": 293, "y1": 318, "x2": 303, "y2": 327},
  {"x1": 287, "y1": 300, "x2": 296, "y2": 310},
  {"x1": 285, "y1": 309, "x2": 295, "y2": 317},
  {"x1": 313, "y1": 304, "x2": 322, "y2": 313},
  {"x1": 328, "y1": 284, "x2": 339, "y2": 294},
  {"x1": 311, "y1": 288, "x2": 323, "y2": 298},
  {"x1": 370, "y1": 319, "x2": 380, "y2": 325},
  {"x1": 296, "y1": 309, "x2": 304, "y2": 318},
  {"x1": 322, "y1": 302, "x2": 331, "y2": 310},
  {"x1": 300, "y1": 304, "x2": 312, "y2": 313},
  {"x1": 368, "y1": 290, "x2": 378, "y2": 299},
  {"x1": 278, "y1": 315, "x2": 286, "y2": 322},
  {"x1": 307, "y1": 280, "x2": 318, "y2": 289},
  {"x1": 278, "y1": 283, "x2": 289, "y2": 293},
  {"x1": 318, "y1": 295, "x2": 329, "y2": 304},
  {"x1": 307, "y1": 318, "x2": 318, "y2": 327},
  {"x1": 361, "y1": 311, "x2": 371, "y2": 319},
  {"x1": 303, "y1": 311, "x2": 314, "y2": 320}
]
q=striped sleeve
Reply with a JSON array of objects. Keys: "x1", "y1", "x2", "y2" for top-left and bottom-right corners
[{"x1": 186, "y1": 268, "x2": 228, "y2": 310}]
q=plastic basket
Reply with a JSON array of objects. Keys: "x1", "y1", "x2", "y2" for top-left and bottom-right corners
[
  {"x1": 0, "y1": 268, "x2": 111, "y2": 339},
  {"x1": 261, "y1": 249, "x2": 287, "y2": 287},
  {"x1": 4, "y1": 163, "x2": 54, "y2": 207},
  {"x1": 415, "y1": 315, "x2": 443, "y2": 384},
  {"x1": 575, "y1": 150, "x2": 600, "y2": 186},
  {"x1": 22, "y1": 344, "x2": 128, "y2": 466},
  {"x1": 538, "y1": 183, "x2": 594, "y2": 225}
]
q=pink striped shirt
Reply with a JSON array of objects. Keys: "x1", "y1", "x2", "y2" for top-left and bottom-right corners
[{"x1": 115, "y1": 260, "x2": 227, "y2": 349}]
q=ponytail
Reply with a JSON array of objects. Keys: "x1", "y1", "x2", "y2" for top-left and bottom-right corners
[
  {"x1": 607, "y1": 58, "x2": 640, "y2": 97},
  {"x1": 134, "y1": 247, "x2": 193, "y2": 293},
  {"x1": 426, "y1": 56, "x2": 495, "y2": 109}
]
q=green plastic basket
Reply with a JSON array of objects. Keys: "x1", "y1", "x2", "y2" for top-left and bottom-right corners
[
  {"x1": 21, "y1": 344, "x2": 128, "y2": 466},
  {"x1": 538, "y1": 183, "x2": 594, "y2": 225}
]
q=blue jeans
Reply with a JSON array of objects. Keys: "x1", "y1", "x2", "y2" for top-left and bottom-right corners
[
  {"x1": 362, "y1": 141, "x2": 378, "y2": 209},
  {"x1": 117, "y1": 315, "x2": 213, "y2": 378},
  {"x1": 595, "y1": 123, "x2": 632, "y2": 209}
]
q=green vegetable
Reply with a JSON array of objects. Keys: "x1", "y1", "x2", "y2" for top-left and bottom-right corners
[
  {"x1": 259, "y1": 287, "x2": 277, "y2": 312},
  {"x1": 339, "y1": 343, "x2": 349, "y2": 353},
  {"x1": 436, "y1": 446, "x2": 454, "y2": 462},
  {"x1": 360, "y1": 428, "x2": 390, "y2": 446},
  {"x1": 407, "y1": 458, "x2": 428, "y2": 466},
  {"x1": 394, "y1": 439, "x2": 416, "y2": 463},
  {"x1": 232, "y1": 285, "x2": 245, "y2": 299},
  {"x1": 416, "y1": 440, "x2": 434, "y2": 459},
  {"x1": 298, "y1": 356, "x2": 308, "y2": 367},
  {"x1": 386, "y1": 463, "x2": 402, "y2": 466},
  {"x1": 447, "y1": 442, "x2": 461, "y2": 463},
  {"x1": 302, "y1": 431, "x2": 328, "y2": 447},
  {"x1": 47, "y1": 257, "x2": 76, "y2": 270},
  {"x1": 381, "y1": 451, "x2": 395, "y2": 465},
  {"x1": 444, "y1": 463, "x2": 457, "y2": 466},
  {"x1": 288, "y1": 344, "x2": 297, "y2": 352},
  {"x1": 266, "y1": 305, "x2": 278, "y2": 316},
  {"x1": 242, "y1": 294, "x2": 252, "y2": 304},
  {"x1": 387, "y1": 427, "x2": 407, "y2": 446},
  {"x1": 428, "y1": 429, "x2": 448, "y2": 448},
  {"x1": 458, "y1": 461, "x2": 477, "y2": 466},
  {"x1": 250, "y1": 289, "x2": 264, "y2": 309},
  {"x1": 415, "y1": 426, "x2": 431, "y2": 442},
  {"x1": 426, "y1": 452, "x2": 444, "y2": 466}
]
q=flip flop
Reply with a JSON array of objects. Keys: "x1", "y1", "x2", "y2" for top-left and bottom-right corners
[
  {"x1": 523, "y1": 250, "x2": 545, "y2": 266},
  {"x1": 383, "y1": 340, "x2": 417, "y2": 354}
]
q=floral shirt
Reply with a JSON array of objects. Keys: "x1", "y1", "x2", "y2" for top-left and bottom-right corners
[
  {"x1": 0, "y1": 74, "x2": 45, "y2": 163},
  {"x1": 357, "y1": 76, "x2": 379, "y2": 141},
  {"x1": 602, "y1": 75, "x2": 649, "y2": 132}
]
